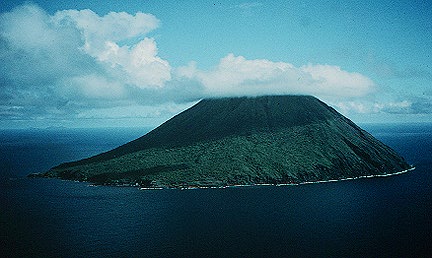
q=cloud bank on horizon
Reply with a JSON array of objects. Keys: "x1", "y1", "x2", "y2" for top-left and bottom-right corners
[{"x1": 0, "y1": 4, "x2": 429, "y2": 127}]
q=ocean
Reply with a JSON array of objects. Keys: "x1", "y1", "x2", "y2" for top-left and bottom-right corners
[{"x1": 1, "y1": 124, "x2": 431, "y2": 257}]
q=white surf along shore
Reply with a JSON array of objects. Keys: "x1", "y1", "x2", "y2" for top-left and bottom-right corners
[{"x1": 137, "y1": 166, "x2": 416, "y2": 190}]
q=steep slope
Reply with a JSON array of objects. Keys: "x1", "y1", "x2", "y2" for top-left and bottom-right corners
[
  {"x1": 55, "y1": 96, "x2": 338, "y2": 167},
  {"x1": 42, "y1": 95, "x2": 411, "y2": 188}
]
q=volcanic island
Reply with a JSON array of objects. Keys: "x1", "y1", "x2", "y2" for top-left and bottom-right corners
[{"x1": 32, "y1": 95, "x2": 412, "y2": 189}]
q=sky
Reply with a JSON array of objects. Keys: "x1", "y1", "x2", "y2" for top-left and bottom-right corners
[{"x1": 0, "y1": 0, "x2": 431, "y2": 128}]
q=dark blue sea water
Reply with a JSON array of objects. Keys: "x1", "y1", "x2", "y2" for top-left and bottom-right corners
[{"x1": 1, "y1": 124, "x2": 431, "y2": 257}]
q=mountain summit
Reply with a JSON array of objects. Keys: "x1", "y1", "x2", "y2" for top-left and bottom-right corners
[{"x1": 41, "y1": 95, "x2": 411, "y2": 188}]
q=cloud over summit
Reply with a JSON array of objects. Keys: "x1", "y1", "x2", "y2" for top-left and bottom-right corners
[{"x1": 178, "y1": 53, "x2": 374, "y2": 99}]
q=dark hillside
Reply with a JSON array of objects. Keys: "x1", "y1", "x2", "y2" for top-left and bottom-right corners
[
  {"x1": 44, "y1": 95, "x2": 411, "y2": 188},
  {"x1": 56, "y1": 95, "x2": 337, "y2": 168}
]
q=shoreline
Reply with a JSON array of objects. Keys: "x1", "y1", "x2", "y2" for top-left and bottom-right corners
[
  {"x1": 137, "y1": 166, "x2": 416, "y2": 191},
  {"x1": 30, "y1": 166, "x2": 415, "y2": 190}
]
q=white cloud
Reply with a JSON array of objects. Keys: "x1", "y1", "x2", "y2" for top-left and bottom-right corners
[
  {"x1": 53, "y1": 9, "x2": 159, "y2": 43},
  {"x1": 96, "y1": 38, "x2": 171, "y2": 87},
  {"x1": 300, "y1": 64, "x2": 374, "y2": 97},
  {"x1": 177, "y1": 53, "x2": 375, "y2": 100},
  {"x1": 334, "y1": 100, "x2": 418, "y2": 115},
  {"x1": 0, "y1": 4, "x2": 170, "y2": 102},
  {"x1": 7, "y1": 4, "x2": 419, "y2": 127},
  {"x1": 0, "y1": 4, "x2": 86, "y2": 86},
  {"x1": 0, "y1": 3, "x2": 177, "y2": 126},
  {"x1": 53, "y1": 8, "x2": 171, "y2": 88}
]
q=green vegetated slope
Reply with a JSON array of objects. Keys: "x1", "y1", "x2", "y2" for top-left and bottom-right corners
[{"x1": 42, "y1": 95, "x2": 410, "y2": 188}]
